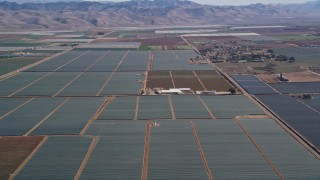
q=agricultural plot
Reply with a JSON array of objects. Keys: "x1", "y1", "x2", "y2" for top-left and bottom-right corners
[
  {"x1": 194, "y1": 120, "x2": 279, "y2": 179},
  {"x1": 138, "y1": 37, "x2": 188, "y2": 50},
  {"x1": 240, "y1": 118, "x2": 320, "y2": 179},
  {"x1": 15, "y1": 136, "x2": 92, "y2": 179},
  {"x1": 81, "y1": 121, "x2": 145, "y2": 179},
  {"x1": 57, "y1": 72, "x2": 112, "y2": 96},
  {"x1": 55, "y1": 51, "x2": 107, "y2": 72},
  {"x1": 148, "y1": 120, "x2": 208, "y2": 180},
  {"x1": 117, "y1": 51, "x2": 149, "y2": 71},
  {"x1": 269, "y1": 82, "x2": 320, "y2": 94},
  {"x1": 147, "y1": 70, "x2": 232, "y2": 92},
  {"x1": 98, "y1": 96, "x2": 137, "y2": 120},
  {"x1": 0, "y1": 98, "x2": 65, "y2": 136},
  {"x1": 14, "y1": 72, "x2": 79, "y2": 96},
  {"x1": 147, "y1": 71, "x2": 174, "y2": 90},
  {"x1": 195, "y1": 70, "x2": 233, "y2": 92},
  {"x1": 0, "y1": 136, "x2": 44, "y2": 180},
  {"x1": 151, "y1": 50, "x2": 213, "y2": 71},
  {"x1": 99, "y1": 72, "x2": 144, "y2": 95},
  {"x1": 232, "y1": 75, "x2": 277, "y2": 94},
  {"x1": 201, "y1": 95, "x2": 265, "y2": 118},
  {"x1": 138, "y1": 96, "x2": 172, "y2": 119},
  {"x1": 86, "y1": 51, "x2": 127, "y2": 72},
  {"x1": 170, "y1": 95, "x2": 211, "y2": 119},
  {"x1": 31, "y1": 97, "x2": 105, "y2": 135},
  {"x1": 26, "y1": 50, "x2": 88, "y2": 72},
  {"x1": 273, "y1": 47, "x2": 320, "y2": 62},
  {"x1": 256, "y1": 94, "x2": 320, "y2": 149},
  {"x1": 0, "y1": 56, "x2": 43, "y2": 76},
  {"x1": 301, "y1": 95, "x2": 320, "y2": 112},
  {"x1": 0, "y1": 98, "x2": 31, "y2": 118},
  {"x1": 0, "y1": 72, "x2": 47, "y2": 96},
  {"x1": 79, "y1": 42, "x2": 141, "y2": 49}
]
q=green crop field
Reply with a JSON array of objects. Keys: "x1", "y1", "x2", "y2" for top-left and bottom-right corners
[
  {"x1": 273, "y1": 35, "x2": 320, "y2": 41},
  {"x1": 0, "y1": 56, "x2": 43, "y2": 76}
]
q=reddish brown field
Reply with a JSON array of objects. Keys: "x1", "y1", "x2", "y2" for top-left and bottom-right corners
[
  {"x1": 0, "y1": 136, "x2": 44, "y2": 180},
  {"x1": 147, "y1": 78, "x2": 174, "y2": 89},
  {"x1": 200, "y1": 78, "x2": 233, "y2": 91},
  {"x1": 147, "y1": 70, "x2": 233, "y2": 91},
  {"x1": 173, "y1": 77, "x2": 204, "y2": 91}
]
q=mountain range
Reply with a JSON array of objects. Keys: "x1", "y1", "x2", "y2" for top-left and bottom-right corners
[{"x1": 0, "y1": 0, "x2": 319, "y2": 30}]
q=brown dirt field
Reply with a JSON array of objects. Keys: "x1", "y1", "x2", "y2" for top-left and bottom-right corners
[
  {"x1": 257, "y1": 74, "x2": 279, "y2": 83},
  {"x1": 0, "y1": 136, "x2": 44, "y2": 180},
  {"x1": 147, "y1": 78, "x2": 174, "y2": 89},
  {"x1": 171, "y1": 70, "x2": 194, "y2": 76},
  {"x1": 258, "y1": 71, "x2": 320, "y2": 83},
  {"x1": 200, "y1": 77, "x2": 233, "y2": 91},
  {"x1": 173, "y1": 77, "x2": 204, "y2": 91}
]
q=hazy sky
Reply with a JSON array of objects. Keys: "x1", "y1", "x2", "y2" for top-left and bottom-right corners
[{"x1": 98, "y1": 0, "x2": 311, "y2": 5}]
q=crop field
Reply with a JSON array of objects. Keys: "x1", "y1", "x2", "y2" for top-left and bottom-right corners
[
  {"x1": 1, "y1": 26, "x2": 320, "y2": 179},
  {"x1": 39, "y1": 119, "x2": 320, "y2": 179},
  {"x1": 148, "y1": 120, "x2": 208, "y2": 180},
  {"x1": 147, "y1": 70, "x2": 232, "y2": 92},
  {"x1": 273, "y1": 35, "x2": 320, "y2": 41},
  {"x1": 0, "y1": 97, "x2": 105, "y2": 136},
  {"x1": 0, "y1": 56, "x2": 44, "y2": 76},
  {"x1": 269, "y1": 82, "x2": 320, "y2": 94},
  {"x1": 97, "y1": 95, "x2": 263, "y2": 120},
  {"x1": 301, "y1": 95, "x2": 320, "y2": 112},
  {"x1": 30, "y1": 98, "x2": 105, "y2": 135},
  {"x1": 80, "y1": 42, "x2": 141, "y2": 49},
  {"x1": 1, "y1": 71, "x2": 144, "y2": 97},
  {"x1": 194, "y1": 120, "x2": 278, "y2": 179},
  {"x1": 273, "y1": 47, "x2": 320, "y2": 62},
  {"x1": 256, "y1": 94, "x2": 320, "y2": 150},
  {"x1": 82, "y1": 121, "x2": 146, "y2": 179},
  {"x1": 201, "y1": 95, "x2": 265, "y2": 118},
  {"x1": 170, "y1": 95, "x2": 212, "y2": 119},
  {"x1": 15, "y1": 136, "x2": 93, "y2": 179},
  {"x1": 240, "y1": 118, "x2": 320, "y2": 179},
  {"x1": 98, "y1": 96, "x2": 137, "y2": 120},
  {"x1": 138, "y1": 96, "x2": 172, "y2": 119},
  {"x1": 152, "y1": 50, "x2": 213, "y2": 71},
  {"x1": 24, "y1": 50, "x2": 149, "y2": 73},
  {"x1": 147, "y1": 71, "x2": 174, "y2": 89},
  {"x1": 0, "y1": 136, "x2": 44, "y2": 180},
  {"x1": 99, "y1": 72, "x2": 144, "y2": 95},
  {"x1": 232, "y1": 75, "x2": 277, "y2": 94}
]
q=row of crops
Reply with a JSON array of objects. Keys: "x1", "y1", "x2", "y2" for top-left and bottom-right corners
[
  {"x1": 14, "y1": 119, "x2": 320, "y2": 179},
  {"x1": 0, "y1": 97, "x2": 105, "y2": 136},
  {"x1": 0, "y1": 71, "x2": 144, "y2": 96},
  {"x1": 22, "y1": 50, "x2": 213, "y2": 73},
  {"x1": 256, "y1": 94, "x2": 320, "y2": 150},
  {"x1": 98, "y1": 95, "x2": 264, "y2": 120},
  {"x1": 232, "y1": 74, "x2": 320, "y2": 94}
]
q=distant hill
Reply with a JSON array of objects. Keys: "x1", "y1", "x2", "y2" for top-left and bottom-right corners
[{"x1": 0, "y1": 0, "x2": 319, "y2": 30}]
